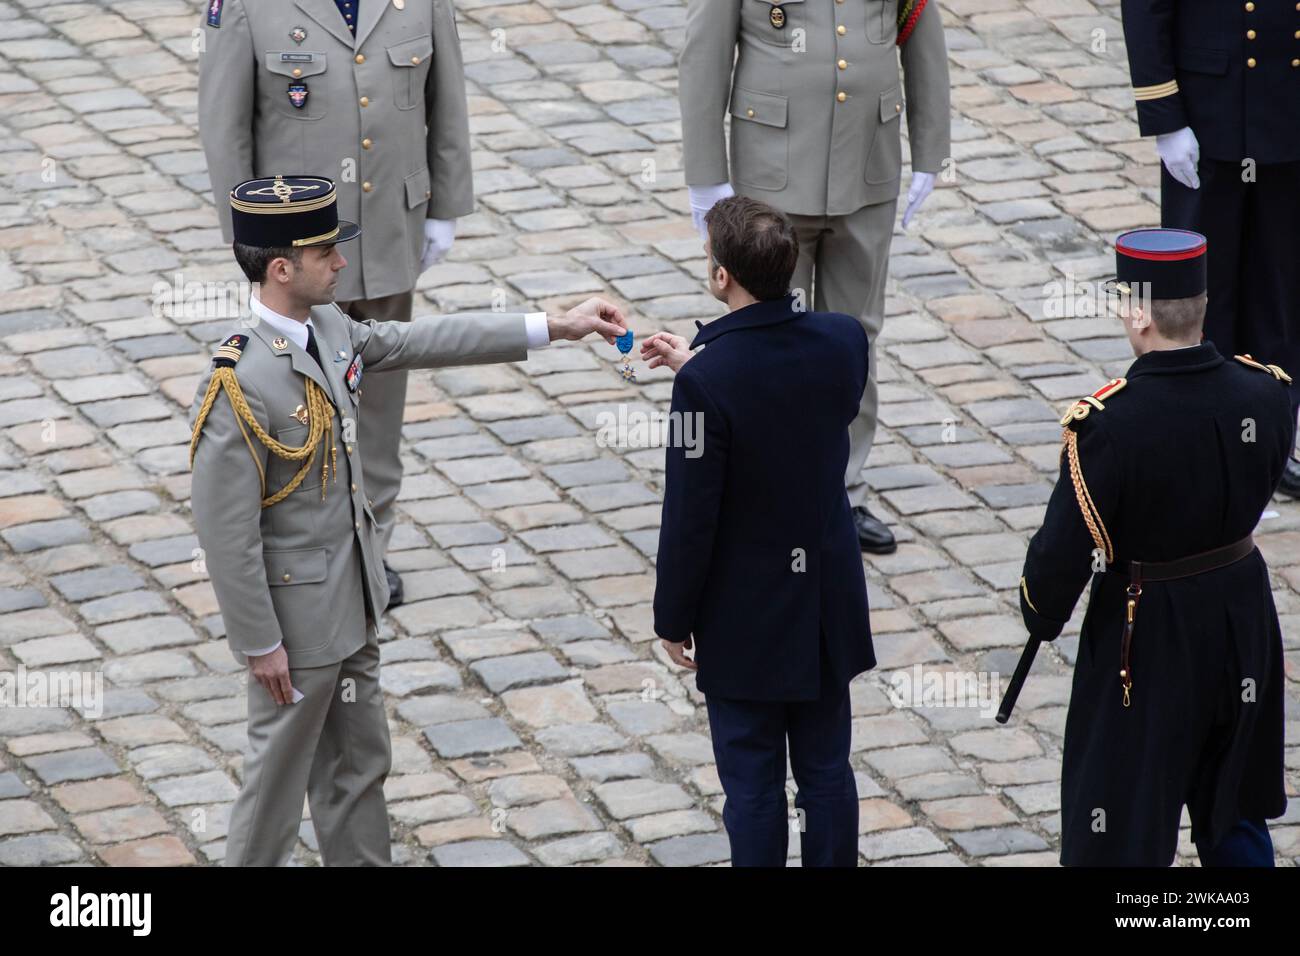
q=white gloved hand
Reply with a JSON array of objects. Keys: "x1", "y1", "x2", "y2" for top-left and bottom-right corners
[
  {"x1": 901, "y1": 171, "x2": 936, "y2": 228},
  {"x1": 420, "y1": 218, "x2": 456, "y2": 273},
  {"x1": 688, "y1": 182, "x2": 735, "y2": 239},
  {"x1": 1156, "y1": 126, "x2": 1201, "y2": 190}
]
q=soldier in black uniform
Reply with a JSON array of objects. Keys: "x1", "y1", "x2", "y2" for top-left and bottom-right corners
[
  {"x1": 1019, "y1": 229, "x2": 1292, "y2": 867},
  {"x1": 1120, "y1": 0, "x2": 1300, "y2": 496}
]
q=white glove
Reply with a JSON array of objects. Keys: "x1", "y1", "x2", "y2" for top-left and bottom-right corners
[
  {"x1": 1156, "y1": 126, "x2": 1200, "y2": 190},
  {"x1": 901, "y1": 171, "x2": 935, "y2": 228},
  {"x1": 420, "y1": 218, "x2": 456, "y2": 273},
  {"x1": 688, "y1": 182, "x2": 735, "y2": 239}
]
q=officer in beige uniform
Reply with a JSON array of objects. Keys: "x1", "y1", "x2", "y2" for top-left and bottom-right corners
[
  {"x1": 198, "y1": 0, "x2": 475, "y2": 604},
  {"x1": 190, "y1": 177, "x2": 625, "y2": 866},
  {"x1": 679, "y1": 0, "x2": 951, "y2": 553}
]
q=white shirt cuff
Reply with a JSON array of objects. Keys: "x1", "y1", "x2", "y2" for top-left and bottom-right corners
[
  {"x1": 524, "y1": 312, "x2": 550, "y2": 350},
  {"x1": 244, "y1": 640, "x2": 282, "y2": 657}
]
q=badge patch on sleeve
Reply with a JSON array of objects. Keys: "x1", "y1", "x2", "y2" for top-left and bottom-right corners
[
  {"x1": 207, "y1": 0, "x2": 223, "y2": 27},
  {"x1": 345, "y1": 354, "x2": 364, "y2": 392}
]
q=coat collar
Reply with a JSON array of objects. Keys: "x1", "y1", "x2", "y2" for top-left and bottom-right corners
[
  {"x1": 1125, "y1": 340, "x2": 1224, "y2": 379},
  {"x1": 247, "y1": 304, "x2": 337, "y2": 403},
  {"x1": 690, "y1": 294, "x2": 803, "y2": 349},
  {"x1": 293, "y1": 0, "x2": 355, "y2": 49}
]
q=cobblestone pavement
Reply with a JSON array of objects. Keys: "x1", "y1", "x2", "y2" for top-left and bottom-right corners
[{"x1": 0, "y1": 0, "x2": 1297, "y2": 867}]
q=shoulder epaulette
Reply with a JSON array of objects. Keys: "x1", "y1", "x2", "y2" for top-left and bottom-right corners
[
  {"x1": 1060, "y1": 377, "x2": 1127, "y2": 426},
  {"x1": 213, "y1": 333, "x2": 248, "y2": 368},
  {"x1": 1234, "y1": 354, "x2": 1292, "y2": 384}
]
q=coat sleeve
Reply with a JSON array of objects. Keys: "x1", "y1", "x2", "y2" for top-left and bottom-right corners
[
  {"x1": 425, "y1": 0, "x2": 475, "y2": 220},
  {"x1": 653, "y1": 365, "x2": 730, "y2": 644},
  {"x1": 678, "y1": 0, "x2": 742, "y2": 187},
  {"x1": 188, "y1": 369, "x2": 285, "y2": 657},
  {"x1": 348, "y1": 308, "x2": 530, "y2": 371},
  {"x1": 1120, "y1": 0, "x2": 1190, "y2": 137},
  {"x1": 1019, "y1": 421, "x2": 1121, "y2": 642},
  {"x1": 197, "y1": 0, "x2": 257, "y2": 242},
  {"x1": 900, "y1": 0, "x2": 951, "y2": 175}
]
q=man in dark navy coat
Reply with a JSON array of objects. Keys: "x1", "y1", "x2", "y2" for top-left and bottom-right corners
[
  {"x1": 644, "y1": 197, "x2": 874, "y2": 867},
  {"x1": 1120, "y1": 0, "x2": 1300, "y2": 495},
  {"x1": 1019, "y1": 229, "x2": 1292, "y2": 867}
]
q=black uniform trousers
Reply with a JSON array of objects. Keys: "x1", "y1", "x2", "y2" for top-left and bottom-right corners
[{"x1": 1162, "y1": 159, "x2": 1300, "y2": 422}]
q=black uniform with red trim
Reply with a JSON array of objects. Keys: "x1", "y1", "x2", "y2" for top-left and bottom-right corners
[
  {"x1": 1018, "y1": 229, "x2": 1293, "y2": 866},
  {"x1": 1120, "y1": 0, "x2": 1300, "y2": 433}
]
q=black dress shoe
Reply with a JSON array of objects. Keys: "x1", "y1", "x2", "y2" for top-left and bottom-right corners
[
  {"x1": 852, "y1": 505, "x2": 897, "y2": 555},
  {"x1": 385, "y1": 564, "x2": 404, "y2": 607},
  {"x1": 1278, "y1": 458, "x2": 1300, "y2": 500}
]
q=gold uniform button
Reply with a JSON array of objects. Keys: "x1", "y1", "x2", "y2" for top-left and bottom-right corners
[
  {"x1": 361, "y1": 183, "x2": 371, "y2": 193},
  {"x1": 425, "y1": 190, "x2": 431, "y2": 199},
  {"x1": 836, "y1": 24, "x2": 846, "y2": 36},
  {"x1": 1247, "y1": 57, "x2": 1257, "y2": 67},
  {"x1": 346, "y1": 444, "x2": 354, "y2": 454},
  {"x1": 362, "y1": 137, "x2": 373, "y2": 149},
  {"x1": 1293, "y1": 58, "x2": 1300, "y2": 67},
  {"x1": 1295, "y1": 31, "x2": 1300, "y2": 38},
  {"x1": 837, "y1": 91, "x2": 847, "y2": 103},
  {"x1": 355, "y1": 53, "x2": 365, "y2": 64},
  {"x1": 896, "y1": 102, "x2": 902, "y2": 113},
  {"x1": 354, "y1": 521, "x2": 360, "y2": 531},
  {"x1": 282, "y1": 573, "x2": 291, "y2": 583},
  {"x1": 359, "y1": 96, "x2": 370, "y2": 107},
  {"x1": 351, "y1": 483, "x2": 358, "y2": 493},
  {"x1": 411, "y1": 56, "x2": 421, "y2": 65},
  {"x1": 1245, "y1": 1, "x2": 1254, "y2": 8},
  {"x1": 837, "y1": 59, "x2": 847, "y2": 70},
  {"x1": 1247, "y1": 29, "x2": 1256, "y2": 39},
  {"x1": 746, "y1": 108, "x2": 755, "y2": 117},
  {"x1": 292, "y1": 68, "x2": 302, "y2": 78}
]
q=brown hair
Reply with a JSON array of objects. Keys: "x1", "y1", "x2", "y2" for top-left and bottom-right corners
[{"x1": 703, "y1": 196, "x2": 799, "y2": 301}]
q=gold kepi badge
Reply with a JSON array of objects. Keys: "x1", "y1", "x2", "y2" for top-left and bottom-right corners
[
  {"x1": 770, "y1": 4, "x2": 786, "y2": 29},
  {"x1": 272, "y1": 336, "x2": 288, "y2": 350},
  {"x1": 290, "y1": 404, "x2": 309, "y2": 426}
]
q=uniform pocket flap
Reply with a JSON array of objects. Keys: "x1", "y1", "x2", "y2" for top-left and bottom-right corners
[
  {"x1": 404, "y1": 167, "x2": 431, "y2": 209},
  {"x1": 730, "y1": 87, "x2": 788, "y2": 129},
  {"x1": 880, "y1": 86, "x2": 904, "y2": 122},
  {"x1": 388, "y1": 34, "x2": 434, "y2": 67},
  {"x1": 1177, "y1": 47, "x2": 1229, "y2": 76},
  {"x1": 265, "y1": 547, "x2": 328, "y2": 586},
  {"x1": 265, "y1": 52, "x2": 328, "y2": 79}
]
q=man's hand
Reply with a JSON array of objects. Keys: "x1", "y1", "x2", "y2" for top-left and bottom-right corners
[
  {"x1": 641, "y1": 331, "x2": 693, "y2": 373},
  {"x1": 901, "y1": 171, "x2": 935, "y2": 228},
  {"x1": 688, "y1": 182, "x2": 735, "y2": 239},
  {"x1": 547, "y1": 296, "x2": 628, "y2": 345},
  {"x1": 420, "y1": 218, "x2": 456, "y2": 273},
  {"x1": 248, "y1": 645, "x2": 296, "y2": 706},
  {"x1": 660, "y1": 635, "x2": 698, "y2": 672},
  {"x1": 1156, "y1": 126, "x2": 1200, "y2": 190}
]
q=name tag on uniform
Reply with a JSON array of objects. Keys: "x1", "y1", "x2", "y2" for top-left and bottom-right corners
[
  {"x1": 280, "y1": 52, "x2": 314, "y2": 62},
  {"x1": 345, "y1": 354, "x2": 364, "y2": 392}
]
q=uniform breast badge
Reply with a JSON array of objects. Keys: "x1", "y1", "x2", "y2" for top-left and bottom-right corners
[
  {"x1": 291, "y1": 404, "x2": 309, "y2": 426},
  {"x1": 289, "y1": 26, "x2": 307, "y2": 44},
  {"x1": 207, "y1": 0, "x2": 222, "y2": 28},
  {"x1": 769, "y1": 5, "x2": 786, "y2": 29},
  {"x1": 615, "y1": 330, "x2": 637, "y2": 383},
  {"x1": 288, "y1": 83, "x2": 308, "y2": 109}
]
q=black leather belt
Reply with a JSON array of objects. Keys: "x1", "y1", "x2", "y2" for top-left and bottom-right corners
[{"x1": 1110, "y1": 534, "x2": 1256, "y2": 707}]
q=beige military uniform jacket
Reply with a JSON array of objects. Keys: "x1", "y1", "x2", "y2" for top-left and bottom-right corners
[
  {"x1": 198, "y1": 0, "x2": 473, "y2": 302},
  {"x1": 189, "y1": 307, "x2": 529, "y2": 669},
  {"x1": 679, "y1": 0, "x2": 952, "y2": 216}
]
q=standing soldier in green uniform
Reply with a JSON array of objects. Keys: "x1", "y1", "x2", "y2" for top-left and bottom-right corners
[
  {"x1": 198, "y1": 0, "x2": 475, "y2": 603},
  {"x1": 677, "y1": 0, "x2": 952, "y2": 554},
  {"x1": 189, "y1": 176, "x2": 625, "y2": 865}
]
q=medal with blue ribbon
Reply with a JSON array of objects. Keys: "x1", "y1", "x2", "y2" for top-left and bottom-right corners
[{"x1": 615, "y1": 329, "x2": 636, "y2": 383}]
